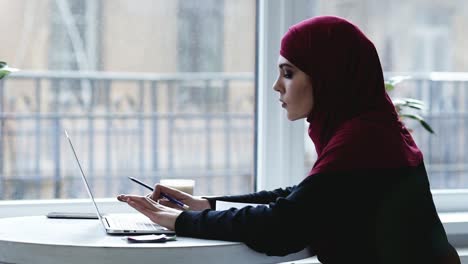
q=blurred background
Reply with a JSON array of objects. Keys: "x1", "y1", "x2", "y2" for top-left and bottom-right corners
[{"x1": 0, "y1": 0, "x2": 467, "y2": 200}]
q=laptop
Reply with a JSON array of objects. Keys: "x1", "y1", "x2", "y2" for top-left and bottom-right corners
[{"x1": 64, "y1": 129, "x2": 175, "y2": 235}]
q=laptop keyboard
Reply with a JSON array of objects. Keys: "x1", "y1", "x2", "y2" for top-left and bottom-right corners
[{"x1": 106, "y1": 215, "x2": 165, "y2": 231}]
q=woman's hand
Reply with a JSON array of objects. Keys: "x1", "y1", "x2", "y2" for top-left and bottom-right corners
[
  {"x1": 117, "y1": 194, "x2": 181, "y2": 230},
  {"x1": 117, "y1": 183, "x2": 212, "y2": 229},
  {"x1": 149, "y1": 183, "x2": 212, "y2": 211}
]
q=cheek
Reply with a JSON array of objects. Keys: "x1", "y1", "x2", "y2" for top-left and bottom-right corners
[
  {"x1": 292, "y1": 83, "x2": 313, "y2": 115},
  {"x1": 291, "y1": 83, "x2": 311, "y2": 104}
]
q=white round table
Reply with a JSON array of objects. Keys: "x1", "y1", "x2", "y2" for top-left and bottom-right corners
[{"x1": 0, "y1": 215, "x2": 313, "y2": 264}]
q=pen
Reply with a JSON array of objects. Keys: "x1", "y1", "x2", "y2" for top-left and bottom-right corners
[{"x1": 128, "y1": 177, "x2": 190, "y2": 210}]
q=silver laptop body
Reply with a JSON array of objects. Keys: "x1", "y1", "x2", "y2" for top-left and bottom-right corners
[{"x1": 65, "y1": 129, "x2": 175, "y2": 235}]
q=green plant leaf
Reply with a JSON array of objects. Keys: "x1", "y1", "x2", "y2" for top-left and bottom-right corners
[
  {"x1": 393, "y1": 98, "x2": 423, "y2": 105},
  {"x1": 385, "y1": 76, "x2": 433, "y2": 135},
  {"x1": 388, "y1": 75, "x2": 411, "y2": 84},
  {"x1": 399, "y1": 114, "x2": 435, "y2": 134},
  {"x1": 385, "y1": 76, "x2": 412, "y2": 92},
  {"x1": 0, "y1": 62, "x2": 19, "y2": 80},
  {"x1": 0, "y1": 70, "x2": 10, "y2": 79},
  {"x1": 405, "y1": 104, "x2": 423, "y2": 110},
  {"x1": 385, "y1": 83, "x2": 395, "y2": 92},
  {"x1": 397, "y1": 103, "x2": 423, "y2": 110},
  {"x1": 400, "y1": 113, "x2": 423, "y2": 121},
  {"x1": 392, "y1": 99, "x2": 405, "y2": 105},
  {"x1": 393, "y1": 98, "x2": 425, "y2": 111},
  {"x1": 419, "y1": 119, "x2": 435, "y2": 134},
  {"x1": 401, "y1": 98, "x2": 424, "y2": 105}
]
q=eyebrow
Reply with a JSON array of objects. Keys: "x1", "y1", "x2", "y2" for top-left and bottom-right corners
[{"x1": 278, "y1": 63, "x2": 294, "y2": 69}]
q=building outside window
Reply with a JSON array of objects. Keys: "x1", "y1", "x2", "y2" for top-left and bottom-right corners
[
  {"x1": 0, "y1": 0, "x2": 468, "y2": 205},
  {"x1": 0, "y1": 0, "x2": 256, "y2": 200}
]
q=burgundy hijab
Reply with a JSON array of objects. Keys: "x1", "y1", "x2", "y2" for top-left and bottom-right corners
[{"x1": 280, "y1": 16, "x2": 423, "y2": 175}]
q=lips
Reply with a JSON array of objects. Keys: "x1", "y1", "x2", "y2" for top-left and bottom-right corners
[{"x1": 279, "y1": 99, "x2": 286, "y2": 108}]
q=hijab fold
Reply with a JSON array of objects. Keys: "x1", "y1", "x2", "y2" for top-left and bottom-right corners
[{"x1": 280, "y1": 16, "x2": 423, "y2": 175}]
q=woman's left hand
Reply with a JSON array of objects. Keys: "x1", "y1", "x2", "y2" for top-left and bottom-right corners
[{"x1": 117, "y1": 194, "x2": 182, "y2": 230}]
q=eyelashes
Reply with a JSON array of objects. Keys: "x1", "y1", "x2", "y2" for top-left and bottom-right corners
[{"x1": 283, "y1": 70, "x2": 293, "y2": 79}]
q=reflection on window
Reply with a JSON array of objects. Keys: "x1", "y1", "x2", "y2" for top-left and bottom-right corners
[{"x1": 0, "y1": 0, "x2": 256, "y2": 200}]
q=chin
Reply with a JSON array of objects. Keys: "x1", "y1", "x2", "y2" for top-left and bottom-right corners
[{"x1": 287, "y1": 114, "x2": 301, "y2": 121}]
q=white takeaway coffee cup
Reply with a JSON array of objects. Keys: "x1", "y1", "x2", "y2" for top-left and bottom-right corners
[{"x1": 160, "y1": 179, "x2": 195, "y2": 195}]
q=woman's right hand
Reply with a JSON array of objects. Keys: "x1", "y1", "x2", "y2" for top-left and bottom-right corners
[{"x1": 150, "y1": 184, "x2": 211, "y2": 211}]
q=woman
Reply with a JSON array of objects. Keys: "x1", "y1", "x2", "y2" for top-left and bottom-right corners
[{"x1": 118, "y1": 16, "x2": 460, "y2": 263}]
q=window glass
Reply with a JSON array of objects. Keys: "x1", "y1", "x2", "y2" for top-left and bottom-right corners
[
  {"x1": 0, "y1": 0, "x2": 256, "y2": 199},
  {"x1": 303, "y1": 1, "x2": 468, "y2": 189}
]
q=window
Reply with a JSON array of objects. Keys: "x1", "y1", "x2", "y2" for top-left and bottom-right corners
[
  {"x1": 256, "y1": 0, "x2": 468, "y2": 213},
  {"x1": 299, "y1": 1, "x2": 468, "y2": 191},
  {"x1": 1, "y1": 0, "x2": 468, "y2": 215},
  {"x1": 0, "y1": 0, "x2": 256, "y2": 200},
  {"x1": 2, "y1": 0, "x2": 467, "y2": 252}
]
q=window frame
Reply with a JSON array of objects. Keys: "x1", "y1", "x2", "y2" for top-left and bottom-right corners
[{"x1": 255, "y1": 0, "x2": 312, "y2": 191}]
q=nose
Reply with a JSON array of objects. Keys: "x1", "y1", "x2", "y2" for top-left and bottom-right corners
[{"x1": 272, "y1": 77, "x2": 281, "y2": 92}]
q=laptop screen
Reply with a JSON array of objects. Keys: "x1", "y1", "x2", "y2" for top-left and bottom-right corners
[{"x1": 64, "y1": 129, "x2": 106, "y2": 225}]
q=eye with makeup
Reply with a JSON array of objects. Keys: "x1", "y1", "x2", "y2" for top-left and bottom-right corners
[{"x1": 283, "y1": 68, "x2": 293, "y2": 79}]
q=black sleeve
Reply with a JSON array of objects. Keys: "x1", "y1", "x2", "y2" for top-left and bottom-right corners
[
  {"x1": 176, "y1": 179, "x2": 320, "y2": 256},
  {"x1": 177, "y1": 164, "x2": 455, "y2": 260},
  {"x1": 203, "y1": 186, "x2": 296, "y2": 210}
]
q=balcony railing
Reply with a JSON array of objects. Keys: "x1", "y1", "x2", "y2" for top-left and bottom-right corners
[
  {"x1": 0, "y1": 71, "x2": 255, "y2": 199},
  {"x1": 1, "y1": 71, "x2": 467, "y2": 200},
  {"x1": 386, "y1": 72, "x2": 468, "y2": 189}
]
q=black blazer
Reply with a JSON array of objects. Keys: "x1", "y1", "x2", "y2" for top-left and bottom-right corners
[{"x1": 175, "y1": 163, "x2": 457, "y2": 263}]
